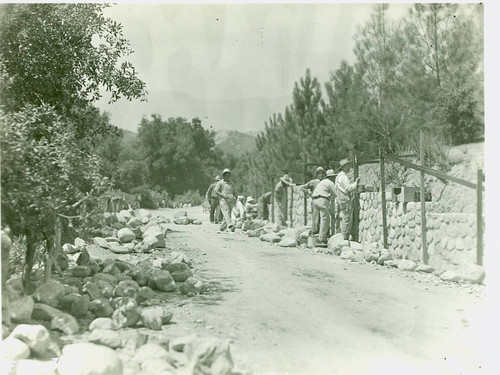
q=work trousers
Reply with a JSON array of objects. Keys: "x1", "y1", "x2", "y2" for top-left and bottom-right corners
[
  {"x1": 312, "y1": 197, "x2": 331, "y2": 243},
  {"x1": 209, "y1": 198, "x2": 219, "y2": 223},
  {"x1": 311, "y1": 201, "x2": 320, "y2": 235},
  {"x1": 336, "y1": 199, "x2": 352, "y2": 240},
  {"x1": 275, "y1": 194, "x2": 287, "y2": 226},
  {"x1": 219, "y1": 199, "x2": 234, "y2": 231},
  {"x1": 257, "y1": 197, "x2": 269, "y2": 221}
]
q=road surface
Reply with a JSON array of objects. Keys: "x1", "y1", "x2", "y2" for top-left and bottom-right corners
[{"x1": 153, "y1": 207, "x2": 487, "y2": 375}]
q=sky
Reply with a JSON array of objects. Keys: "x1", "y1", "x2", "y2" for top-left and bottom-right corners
[{"x1": 96, "y1": 3, "x2": 412, "y2": 133}]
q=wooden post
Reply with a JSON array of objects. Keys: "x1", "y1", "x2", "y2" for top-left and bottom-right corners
[
  {"x1": 283, "y1": 185, "x2": 288, "y2": 226},
  {"x1": 303, "y1": 154, "x2": 308, "y2": 226},
  {"x1": 379, "y1": 148, "x2": 388, "y2": 249},
  {"x1": 352, "y1": 156, "x2": 360, "y2": 242},
  {"x1": 290, "y1": 186, "x2": 294, "y2": 227},
  {"x1": 420, "y1": 130, "x2": 429, "y2": 264},
  {"x1": 477, "y1": 168, "x2": 484, "y2": 265},
  {"x1": 271, "y1": 177, "x2": 275, "y2": 224}
]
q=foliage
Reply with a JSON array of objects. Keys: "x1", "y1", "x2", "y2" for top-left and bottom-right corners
[
  {"x1": 138, "y1": 115, "x2": 222, "y2": 195},
  {"x1": 171, "y1": 190, "x2": 205, "y2": 208},
  {"x1": 0, "y1": 3, "x2": 147, "y2": 139}
]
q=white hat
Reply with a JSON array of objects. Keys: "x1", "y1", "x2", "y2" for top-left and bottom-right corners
[
  {"x1": 222, "y1": 168, "x2": 231, "y2": 175},
  {"x1": 339, "y1": 158, "x2": 350, "y2": 168},
  {"x1": 315, "y1": 167, "x2": 325, "y2": 174},
  {"x1": 215, "y1": 175, "x2": 221, "y2": 181},
  {"x1": 247, "y1": 196, "x2": 255, "y2": 202},
  {"x1": 280, "y1": 174, "x2": 292, "y2": 184},
  {"x1": 325, "y1": 169, "x2": 336, "y2": 178}
]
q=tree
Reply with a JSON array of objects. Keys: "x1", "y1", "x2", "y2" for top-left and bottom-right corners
[{"x1": 0, "y1": 3, "x2": 147, "y2": 138}]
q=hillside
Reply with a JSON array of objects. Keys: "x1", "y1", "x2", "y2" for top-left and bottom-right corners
[{"x1": 215, "y1": 130, "x2": 257, "y2": 157}]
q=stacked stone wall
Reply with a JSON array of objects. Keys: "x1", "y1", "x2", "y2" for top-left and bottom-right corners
[{"x1": 359, "y1": 193, "x2": 477, "y2": 268}]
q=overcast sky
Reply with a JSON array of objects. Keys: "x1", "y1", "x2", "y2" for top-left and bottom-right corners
[{"x1": 96, "y1": 3, "x2": 412, "y2": 133}]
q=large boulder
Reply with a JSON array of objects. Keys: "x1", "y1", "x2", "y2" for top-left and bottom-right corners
[
  {"x1": 31, "y1": 303, "x2": 64, "y2": 321},
  {"x1": 72, "y1": 265, "x2": 91, "y2": 278},
  {"x1": 340, "y1": 246, "x2": 355, "y2": 260},
  {"x1": 109, "y1": 243, "x2": 133, "y2": 255},
  {"x1": 147, "y1": 269, "x2": 177, "y2": 292},
  {"x1": 88, "y1": 329, "x2": 122, "y2": 349},
  {"x1": 111, "y1": 297, "x2": 140, "y2": 328},
  {"x1": 117, "y1": 228, "x2": 136, "y2": 243},
  {"x1": 398, "y1": 260, "x2": 418, "y2": 271},
  {"x1": 82, "y1": 281, "x2": 101, "y2": 301},
  {"x1": 76, "y1": 249, "x2": 90, "y2": 266},
  {"x1": 259, "y1": 233, "x2": 281, "y2": 243},
  {"x1": 59, "y1": 293, "x2": 89, "y2": 318},
  {"x1": 184, "y1": 337, "x2": 234, "y2": 375},
  {"x1": 51, "y1": 313, "x2": 79, "y2": 335},
  {"x1": 9, "y1": 324, "x2": 50, "y2": 356},
  {"x1": 89, "y1": 299, "x2": 114, "y2": 318},
  {"x1": 93, "y1": 237, "x2": 109, "y2": 249},
  {"x1": 63, "y1": 243, "x2": 79, "y2": 254},
  {"x1": 137, "y1": 286, "x2": 155, "y2": 304},
  {"x1": 10, "y1": 296, "x2": 34, "y2": 323},
  {"x1": 103, "y1": 262, "x2": 122, "y2": 275},
  {"x1": 127, "y1": 217, "x2": 143, "y2": 228},
  {"x1": 113, "y1": 280, "x2": 140, "y2": 299},
  {"x1": 0, "y1": 337, "x2": 31, "y2": 360},
  {"x1": 174, "y1": 217, "x2": 191, "y2": 225},
  {"x1": 160, "y1": 251, "x2": 192, "y2": 268},
  {"x1": 119, "y1": 209, "x2": 133, "y2": 221},
  {"x1": 33, "y1": 280, "x2": 65, "y2": 308},
  {"x1": 165, "y1": 262, "x2": 193, "y2": 282},
  {"x1": 417, "y1": 264, "x2": 435, "y2": 273},
  {"x1": 439, "y1": 270, "x2": 461, "y2": 282},
  {"x1": 278, "y1": 237, "x2": 297, "y2": 247},
  {"x1": 377, "y1": 250, "x2": 392, "y2": 265},
  {"x1": 456, "y1": 264, "x2": 486, "y2": 284},
  {"x1": 327, "y1": 233, "x2": 345, "y2": 252},
  {"x1": 140, "y1": 306, "x2": 173, "y2": 330},
  {"x1": 179, "y1": 277, "x2": 207, "y2": 296},
  {"x1": 57, "y1": 343, "x2": 123, "y2": 375},
  {"x1": 89, "y1": 318, "x2": 117, "y2": 331},
  {"x1": 170, "y1": 333, "x2": 198, "y2": 352}
]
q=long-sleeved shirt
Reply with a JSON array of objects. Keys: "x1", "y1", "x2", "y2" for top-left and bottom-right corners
[
  {"x1": 205, "y1": 182, "x2": 218, "y2": 200},
  {"x1": 303, "y1": 178, "x2": 320, "y2": 195},
  {"x1": 311, "y1": 178, "x2": 336, "y2": 200},
  {"x1": 335, "y1": 171, "x2": 357, "y2": 202},
  {"x1": 214, "y1": 179, "x2": 235, "y2": 203}
]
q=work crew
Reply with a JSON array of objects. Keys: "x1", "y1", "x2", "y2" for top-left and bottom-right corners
[
  {"x1": 257, "y1": 191, "x2": 272, "y2": 221},
  {"x1": 302, "y1": 167, "x2": 326, "y2": 235},
  {"x1": 205, "y1": 175, "x2": 221, "y2": 224},
  {"x1": 335, "y1": 158, "x2": 359, "y2": 240},
  {"x1": 214, "y1": 168, "x2": 237, "y2": 232},
  {"x1": 311, "y1": 169, "x2": 337, "y2": 245},
  {"x1": 275, "y1": 173, "x2": 293, "y2": 226}
]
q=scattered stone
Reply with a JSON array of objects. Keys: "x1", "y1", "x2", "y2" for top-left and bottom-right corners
[
  {"x1": 279, "y1": 237, "x2": 297, "y2": 247},
  {"x1": 351, "y1": 251, "x2": 365, "y2": 263},
  {"x1": 6, "y1": 275, "x2": 24, "y2": 296},
  {"x1": 54, "y1": 252, "x2": 70, "y2": 271},
  {"x1": 112, "y1": 297, "x2": 140, "y2": 328},
  {"x1": 113, "y1": 280, "x2": 140, "y2": 299},
  {"x1": 364, "y1": 251, "x2": 379, "y2": 263},
  {"x1": 148, "y1": 269, "x2": 177, "y2": 292},
  {"x1": 135, "y1": 268, "x2": 152, "y2": 287},
  {"x1": 32, "y1": 303, "x2": 63, "y2": 321},
  {"x1": 89, "y1": 318, "x2": 116, "y2": 331},
  {"x1": 76, "y1": 249, "x2": 90, "y2": 266},
  {"x1": 93, "y1": 273, "x2": 118, "y2": 285},
  {"x1": 383, "y1": 260, "x2": 399, "y2": 268},
  {"x1": 0, "y1": 337, "x2": 31, "y2": 360},
  {"x1": 117, "y1": 228, "x2": 136, "y2": 243},
  {"x1": 82, "y1": 281, "x2": 101, "y2": 301},
  {"x1": 134, "y1": 343, "x2": 171, "y2": 369},
  {"x1": 33, "y1": 280, "x2": 65, "y2": 308},
  {"x1": 340, "y1": 247, "x2": 355, "y2": 260},
  {"x1": 140, "y1": 306, "x2": 173, "y2": 330},
  {"x1": 141, "y1": 358, "x2": 176, "y2": 375},
  {"x1": 179, "y1": 277, "x2": 207, "y2": 296},
  {"x1": 63, "y1": 243, "x2": 79, "y2": 254},
  {"x1": 127, "y1": 217, "x2": 143, "y2": 228},
  {"x1": 259, "y1": 233, "x2": 281, "y2": 243},
  {"x1": 59, "y1": 293, "x2": 89, "y2": 318},
  {"x1": 137, "y1": 286, "x2": 155, "y2": 304},
  {"x1": 327, "y1": 233, "x2": 345, "y2": 251},
  {"x1": 170, "y1": 333, "x2": 198, "y2": 352},
  {"x1": 103, "y1": 262, "x2": 122, "y2": 275},
  {"x1": 439, "y1": 270, "x2": 461, "y2": 282},
  {"x1": 93, "y1": 237, "x2": 109, "y2": 249},
  {"x1": 10, "y1": 296, "x2": 34, "y2": 323},
  {"x1": 165, "y1": 262, "x2": 193, "y2": 282},
  {"x1": 89, "y1": 299, "x2": 114, "y2": 318},
  {"x1": 398, "y1": 260, "x2": 418, "y2": 271},
  {"x1": 74, "y1": 237, "x2": 86, "y2": 249},
  {"x1": 87, "y1": 259, "x2": 100, "y2": 276},
  {"x1": 88, "y1": 329, "x2": 122, "y2": 349},
  {"x1": 349, "y1": 241, "x2": 364, "y2": 251},
  {"x1": 72, "y1": 265, "x2": 91, "y2": 278},
  {"x1": 51, "y1": 313, "x2": 79, "y2": 335},
  {"x1": 9, "y1": 324, "x2": 50, "y2": 356},
  {"x1": 112, "y1": 222, "x2": 125, "y2": 230},
  {"x1": 417, "y1": 264, "x2": 435, "y2": 273},
  {"x1": 160, "y1": 251, "x2": 192, "y2": 268},
  {"x1": 192, "y1": 219, "x2": 202, "y2": 225},
  {"x1": 184, "y1": 337, "x2": 234, "y2": 375},
  {"x1": 57, "y1": 343, "x2": 123, "y2": 375},
  {"x1": 457, "y1": 264, "x2": 486, "y2": 284},
  {"x1": 109, "y1": 243, "x2": 133, "y2": 254},
  {"x1": 377, "y1": 251, "x2": 392, "y2": 265}
]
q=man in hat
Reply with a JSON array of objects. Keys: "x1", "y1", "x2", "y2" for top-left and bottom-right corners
[
  {"x1": 245, "y1": 196, "x2": 258, "y2": 219},
  {"x1": 257, "y1": 191, "x2": 272, "y2": 221},
  {"x1": 214, "y1": 168, "x2": 236, "y2": 231},
  {"x1": 311, "y1": 169, "x2": 337, "y2": 245},
  {"x1": 302, "y1": 167, "x2": 326, "y2": 235},
  {"x1": 335, "y1": 158, "x2": 360, "y2": 240},
  {"x1": 205, "y1": 175, "x2": 221, "y2": 224},
  {"x1": 275, "y1": 173, "x2": 293, "y2": 226}
]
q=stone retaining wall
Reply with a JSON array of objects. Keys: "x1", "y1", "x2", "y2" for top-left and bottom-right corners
[
  {"x1": 359, "y1": 192, "x2": 478, "y2": 269},
  {"x1": 271, "y1": 186, "x2": 312, "y2": 228}
]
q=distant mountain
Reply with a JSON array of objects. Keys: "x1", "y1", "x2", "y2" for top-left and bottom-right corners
[{"x1": 215, "y1": 130, "x2": 257, "y2": 158}]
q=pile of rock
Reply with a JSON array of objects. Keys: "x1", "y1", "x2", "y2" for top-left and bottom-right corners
[
  {"x1": 237, "y1": 219, "x2": 309, "y2": 248},
  {"x1": 325, "y1": 233, "x2": 486, "y2": 285},
  {"x1": 172, "y1": 211, "x2": 202, "y2": 226}
]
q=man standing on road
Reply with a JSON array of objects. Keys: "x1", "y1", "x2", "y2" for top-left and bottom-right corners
[
  {"x1": 205, "y1": 175, "x2": 221, "y2": 224},
  {"x1": 302, "y1": 167, "x2": 326, "y2": 235},
  {"x1": 311, "y1": 169, "x2": 337, "y2": 245},
  {"x1": 215, "y1": 168, "x2": 236, "y2": 232},
  {"x1": 335, "y1": 158, "x2": 359, "y2": 240},
  {"x1": 275, "y1": 173, "x2": 293, "y2": 226},
  {"x1": 257, "y1": 191, "x2": 272, "y2": 221}
]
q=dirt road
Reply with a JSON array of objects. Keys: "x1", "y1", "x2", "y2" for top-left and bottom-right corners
[{"x1": 154, "y1": 207, "x2": 487, "y2": 375}]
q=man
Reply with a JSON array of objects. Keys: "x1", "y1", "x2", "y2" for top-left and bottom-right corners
[
  {"x1": 205, "y1": 175, "x2": 221, "y2": 223},
  {"x1": 302, "y1": 167, "x2": 326, "y2": 235},
  {"x1": 214, "y1": 168, "x2": 236, "y2": 232},
  {"x1": 275, "y1": 173, "x2": 293, "y2": 226},
  {"x1": 231, "y1": 195, "x2": 246, "y2": 228},
  {"x1": 335, "y1": 158, "x2": 360, "y2": 240},
  {"x1": 245, "y1": 196, "x2": 258, "y2": 219},
  {"x1": 311, "y1": 169, "x2": 337, "y2": 245},
  {"x1": 257, "y1": 191, "x2": 272, "y2": 221}
]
